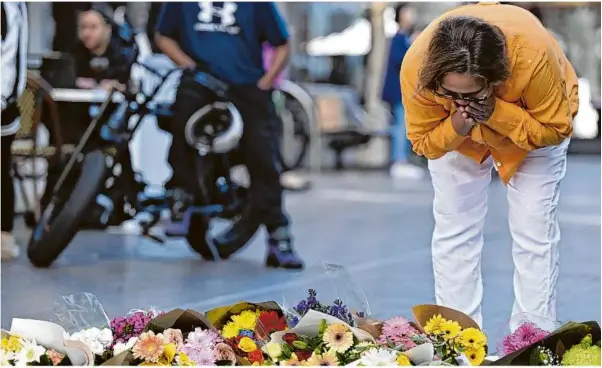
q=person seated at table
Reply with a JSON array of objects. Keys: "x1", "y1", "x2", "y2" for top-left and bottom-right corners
[{"x1": 72, "y1": 5, "x2": 132, "y2": 92}]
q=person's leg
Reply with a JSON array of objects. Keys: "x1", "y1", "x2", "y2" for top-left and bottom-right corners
[
  {"x1": 507, "y1": 139, "x2": 569, "y2": 326},
  {"x1": 164, "y1": 72, "x2": 214, "y2": 234},
  {"x1": 1, "y1": 134, "x2": 20, "y2": 260},
  {"x1": 217, "y1": 85, "x2": 303, "y2": 269},
  {"x1": 428, "y1": 151, "x2": 493, "y2": 327},
  {"x1": 390, "y1": 103, "x2": 424, "y2": 179}
]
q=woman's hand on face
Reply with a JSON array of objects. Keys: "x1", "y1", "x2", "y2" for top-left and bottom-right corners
[
  {"x1": 465, "y1": 94, "x2": 496, "y2": 123},
  {"x1": 451, "y1": 108, "x2": 476, "y2": 136}
]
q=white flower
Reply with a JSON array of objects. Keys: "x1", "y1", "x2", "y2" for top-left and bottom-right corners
[
  {"x1": 359, "y1": 347, "x2": 399, "y2": 366},
  {"x1": 68, "y1": 328, "x2": 112, "y2": 356},
  {"x1": 112, "y1": 336, "x2": 138, "y2": 357},
  {"x1": 1, "y1": 348, "x2": 15, "y2": 365},
  {"x1": 97, "y1": 328, "x2": 113, "y2": 347},
  {"x1": 13, "y1": 339, "x2": 46, "y2": 366}
]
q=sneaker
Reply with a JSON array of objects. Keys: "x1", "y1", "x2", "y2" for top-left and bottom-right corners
[
  {"x1": 390, "y1": 162, "x2": 425, "y2": 180},
  {"x1": 265, "y1": 227, "x2": 304, "y2": 270},
  {"x1": 281, "y1": 172, "x2": 311, "y2": 192},
  {"x1": 1, "y1": 232, "x2": 21, "y2": 260},
  {"x1": 164, "y1": 188, "x2": 194, "y2": 237}
]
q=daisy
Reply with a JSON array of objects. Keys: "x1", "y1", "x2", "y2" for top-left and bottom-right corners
[
  {"x1": 13, "y1": 339, "x2": 45, "y2": 365},
  {"x1": 440, "y1": 320, "x2": 462, "y2": 341},
  {"x1": 231, "y1": 310, "x2": 259, "y2": 331},
  {"x1": 464, "y1": 346, "x2": 486, "y2": 366},
  {"x1": 222, "y1": 322, "x2": 240, "y2": 339},
  {"x1": 305, "y1": 349, "x2": 339, "y2": 366},
  {"x1": 323, "y1": 324, "x2": 354, "y2": 353},
  {"x1": 424, "y1": 314, "x2": 446, "y2": 335},
  {"x1": 132, "y1": 331, "x2": 166, "y2": 363},
  {"x1": 457, "y1": 328, "x2": 487, "y2": 350}
]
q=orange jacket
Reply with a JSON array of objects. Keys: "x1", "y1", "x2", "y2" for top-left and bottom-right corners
[{"x1": 400, "y1": 3, "x2": 578, "y2": 184}]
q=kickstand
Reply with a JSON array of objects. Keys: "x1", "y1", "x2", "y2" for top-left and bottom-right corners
[{"x1": 139, "y1": 214, "x2": 165, "y2": 243}]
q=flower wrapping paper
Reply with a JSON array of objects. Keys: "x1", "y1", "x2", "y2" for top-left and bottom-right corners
[
  {"x1": 6, "y1": 319, "x2": 95, "y2": 365},
  {"x1": 269, "y1": 309, "x2": 375, "y2": 345},
  {"x1": 101, "y1": 308, "x2": 217, "y2": 366}
]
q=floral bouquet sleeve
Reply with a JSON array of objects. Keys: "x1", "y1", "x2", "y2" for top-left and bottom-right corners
[
  {"x1": 102, "y1": 308, "x2": 237, "y2": 366},
  {"x1": 205, "y1": 301, "x2": 289, "y2": 365},
  {"x1": 489, "y1": 321, "x2": 600, "y2": 366}
]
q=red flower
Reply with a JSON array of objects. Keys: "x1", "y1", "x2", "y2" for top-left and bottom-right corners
[
  {"x1": 247, "y1": 350, "x2": 264, "y2": 364},
  {"x1": 295, "y1": 350, "x2": 312, "y2": 362},
  {"x1": 283, "y1": 333, "x2": 298, "y2": 345},
  {"x1": 256, "y1": 311, "x2": 288, "y2": 339}
]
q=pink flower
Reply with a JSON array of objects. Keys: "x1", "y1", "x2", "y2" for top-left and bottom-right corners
[
  {"x1": 378, "y1": 316, "x2": 421, "y2": 350},
  {"x1": 181, "y1": 345, "x2": 216, "y2": 365},
  {"x1": 185, "y1": 328, "x2": 221, "y2": 350},
  {"x1": 46, "y1": 349, "x2": 65, "y2": 366},
  {"x1": 501, "y1": 322, "x2": 549, "y2": 355}
]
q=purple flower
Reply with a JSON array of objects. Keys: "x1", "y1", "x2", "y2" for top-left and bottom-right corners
[
  {"x1": 501, "y1": 322, "x2": 549, "y2": 355},
  {"x1": 292, "y1": 289, "x2": 355, "y2": 327}
]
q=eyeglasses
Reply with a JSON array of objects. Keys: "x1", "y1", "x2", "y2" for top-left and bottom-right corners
[{"x1": 433, "y1": 84, "x2": 491, "y2": 102}]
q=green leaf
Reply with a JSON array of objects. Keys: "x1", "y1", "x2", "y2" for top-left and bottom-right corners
[
  {"x1": 529, "y1": 347, "x2": 541, "y2": 366},
  {"x1": 293, "y1": 341, "x2": 308, "y2": 350}
]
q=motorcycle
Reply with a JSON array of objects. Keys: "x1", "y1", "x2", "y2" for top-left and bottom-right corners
[{"x1": 27, "y1": 56, "x2": 252, "y2": 267}]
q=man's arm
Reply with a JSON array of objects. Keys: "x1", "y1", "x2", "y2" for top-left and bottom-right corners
[
  {"x1": 1, "y1": 3, "x2": 19, "y2": 111},
  {"x1": 154, "y1": 3, "x2": 195, "y2": 68},
  {"x1": 258, "y1": 3, "x2": 290, "y2": 89},
  {"x1": 484, "y1": 50, "x2": 574, "y2": 151}
]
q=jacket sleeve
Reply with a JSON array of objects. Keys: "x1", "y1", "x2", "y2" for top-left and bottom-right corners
[
  {"x1": 485, "y1": 49, "x2": 574, "y2": 151},
  {"x1": 400, "y1": 57, "x2": 468, "y2": 160},
  {"x1": 1, "y1": 2, "x2": 18, "y2": 111}
]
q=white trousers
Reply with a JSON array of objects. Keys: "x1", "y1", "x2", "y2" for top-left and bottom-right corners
[{"x1": 428, "y1": 139, "x2": 569, "y2": 327}]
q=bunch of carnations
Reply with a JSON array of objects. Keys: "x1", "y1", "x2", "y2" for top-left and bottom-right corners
[
  {"x1": 377, "y1": 316, "x2": 429, "y2": 352},
  {"x1": 1, "y1": 333, "x2": 69, "y2": 366},
  {"x1": 221, "y1": 309, "x2": 288, "y2": 365},
  {"x1": 110, "y1": 309, "x2": 162, "y2": 348},
  {"x1": 499, "y1": 322, "x2": 549, "y2": 356},
  {"x1": 263, "y1": 319, "x2": 368, "y2": 365},
  {"x1": 291, "y1": 289, "x2": 355, "y2": 327},
  {"x1": 423, "y1": 314, "x2": 488, "y2": 366},
  {"x1": 127, "y1": 327, "x2": 236, "y2": 366},
  {"x1": 66, "y1": 327, "x2": 113, "y2": 364}
]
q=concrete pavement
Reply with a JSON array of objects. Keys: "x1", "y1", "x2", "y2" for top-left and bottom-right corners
[{"x1": 1, "y1": 155, "x2": 599, "y2": 348}]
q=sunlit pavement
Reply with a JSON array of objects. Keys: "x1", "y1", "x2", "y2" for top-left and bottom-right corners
[{"x1": 2, "y1": 155, "x2": 599, "y2": 347}]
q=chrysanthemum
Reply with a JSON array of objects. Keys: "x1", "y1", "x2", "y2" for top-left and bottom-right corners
[
  {"x1": 231, "y1": 310, "x2": 259, "y2": 331},
  {"x1": 358, "y1": 347, "x2": 398, "y2": 366},
  {"x1": 424, "y1": 314, "x2": 446, "y2": 335},
  {"x1": 305, "y1": 349, "x2": 339, "y2": 366},
  {"x1": 180, "y1": 344, "x2": 216, "y2": 366},
  {"x1": 464, "y1": 346, "x2": 486, "y2": 366},
  {"x1": 440, "y1": 320, "x2": 462, "y2": 341},
  {"x1": 323, "y1": 324, "x2": 354, "y2": 353},
  {"x1": 132, "y1": 331, "x2": 166, "y2": 363},
  {"x1": 457, "y1": 328, "x2": 487, "y2": 350},
  {"x1": 501, "y1": 322, "x2": 548, "y2": 355},
  {"x1": 222, "y1": 322, "x2": 240, "y2": 339},
  {"x1": 186, "y1": 328, "x2": 220, "y2": 350}
]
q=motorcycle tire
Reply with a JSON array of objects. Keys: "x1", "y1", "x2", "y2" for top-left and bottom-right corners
[
  {"x1": 186, "y1": 213, "x2": 216, "y2": 261},
  {"x1": 28, "y1": 150, "x2": 107, "y2": 268}
]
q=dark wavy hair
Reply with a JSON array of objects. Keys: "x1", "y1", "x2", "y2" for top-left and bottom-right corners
[{"x1": 418, "y1": 15, "x2": 511, "y2": 92}]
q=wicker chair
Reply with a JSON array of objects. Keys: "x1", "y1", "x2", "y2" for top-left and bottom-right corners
[{"x1": 11, "y1": 71, "x2": 75, "y2": 227}]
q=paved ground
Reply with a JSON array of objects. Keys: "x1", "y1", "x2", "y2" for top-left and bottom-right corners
[{"x1": 1, "y1": 155, "x2": 600, "y2": 348}]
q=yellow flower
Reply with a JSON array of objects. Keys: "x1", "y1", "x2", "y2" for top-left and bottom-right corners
[
  {"x1": 464, "y1": 346, "x2": 486, "y2": 366},
  {"x1": 323, "y1": 324, "x2": 354, "y2": 353},
  {"x1": 263, "y1": 342, "x2": 282, "y2": 360},
  {"x1": 440, "y1": 320, "x2": 462, "y2": 341},
  {"x1": 222, "y1": 322, "x2": 240, "y2": 339},
  {"x1": 396, "y1": 354, "x2": 412, "y2": 366},
  {"x1": 163, "y1": 343, "x2": 177, "y2": 364},
  {"x1": 232, "y1": 310, "x2": 259, "y2": 330},
  {"x1": 176, "y1": 352, "x2": 195, "y2": 366},
  {"x1": 238, "y1": 337, "x2": 258, "y2": 353},
  {"x1": 305, "y1": 349, "x2": 339, "y2": 366},
  {"x1": 457, "y1": 328, "x2": 487, "y2": 350},
  {"x1": 424, "y1": 314, "x2": 447, "y2": 335},
  {"x1": 281, "y1": 353, "x2": 301, "y2": 366},
  {"x1": 2, "y1": 336, "x2": 22, "y2": 353}
]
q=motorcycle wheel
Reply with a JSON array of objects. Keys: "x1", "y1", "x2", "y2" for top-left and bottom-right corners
[{"x1": 27, "y1": 150, "x2": 107, "y2": 268}]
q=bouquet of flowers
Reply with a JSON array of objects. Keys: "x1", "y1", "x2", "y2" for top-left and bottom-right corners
[
  {"x1": 377, "y1": 316, "x2": 429, "y2": 352},
  {"x1": 207, "y1": 302, "x2": 289, "y2": 365},
  {"x1": 353, "y1": 346, "x2": 414, "y2": 366},
  {"x1": 265, "y1": 309, "x2": 375, "y2": 365},
  {"x1": 499, "y1": 322, "x2": 550, "y2": 356},
  {"x1": 290, "y1": 289, "x2": 356, "y2": 327},
  {"x1": 110, "y1": 308, "x2": 162, "y2": 348},
  {"x1": 1, "y1": 331, "x2": 70, "y2": 366},
  {"x1": 490, "y1": 321, "x2": 601, "y2": 366},
  {"x1": 65, "y1": 327, "x2": 113, "y2": 364},
  {"x1": 103, "y1": 308, "x2": 236, "y2": 366}
]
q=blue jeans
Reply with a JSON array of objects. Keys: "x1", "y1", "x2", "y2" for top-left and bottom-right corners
[{"x1": 391, "y1": 103, "x2": 411, "y2": 163}]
